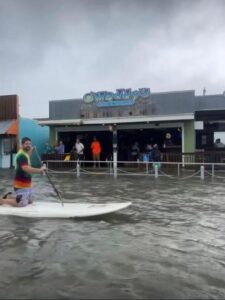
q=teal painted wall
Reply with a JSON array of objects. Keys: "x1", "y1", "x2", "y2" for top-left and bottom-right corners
[{"x1": 19, "y1": 117, "x2": 49, "y2": 167}]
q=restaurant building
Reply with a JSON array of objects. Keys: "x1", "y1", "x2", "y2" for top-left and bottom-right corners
[{"x1": 38, "y1": 88, "x2": 225, "y2": 161}]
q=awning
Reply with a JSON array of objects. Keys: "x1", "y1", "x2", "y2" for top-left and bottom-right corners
[
  {"x1": 195, "y1": 109, "x2": 225, "y2": 121},
  {"x1": 38, "y1": 113, "x2": 194, "y2": 126},
  {"x1": 0, "y1": 120, "x2": 18, "y2": 135}
]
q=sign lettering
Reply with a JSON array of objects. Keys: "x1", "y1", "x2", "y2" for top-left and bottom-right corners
[{"x1": 83, "y1": 88, "x2": 150, "y2": 107}]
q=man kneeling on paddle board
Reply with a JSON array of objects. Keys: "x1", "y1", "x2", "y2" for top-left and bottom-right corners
[{"x1": 0, "y1": 137, "x2": 46, "y2": 207}]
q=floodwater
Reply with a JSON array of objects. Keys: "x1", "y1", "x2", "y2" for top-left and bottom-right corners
[{"x1": 0, "y1": 169, "x2": 225, "y2": 299}]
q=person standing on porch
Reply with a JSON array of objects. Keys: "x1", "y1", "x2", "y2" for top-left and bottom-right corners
[
  {"x1": 55, "y1": 140, "x2": 65, "y2": 155},
  {"x1": 91, "y1": 137, "x2": 101, "y2": 167},
  {"x1": 75, "y1": 138, "x2": 85, "y2": 161}
]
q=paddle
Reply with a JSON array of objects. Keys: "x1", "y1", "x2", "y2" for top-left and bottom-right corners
[{"x1": 33, "y1": 146, "x2": 64, "y2": 207}]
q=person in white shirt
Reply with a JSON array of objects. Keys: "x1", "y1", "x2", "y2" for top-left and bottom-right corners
[{"x1": 75, "y1": 138, "x2": 85, "y2": 160}]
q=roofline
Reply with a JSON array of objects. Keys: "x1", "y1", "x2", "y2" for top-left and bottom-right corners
[
  {"x1": 195, "y1": 94, "x2": 225, "y2": 98},
  {"x1": 195, "y1": 108, "x2": 225, "y2": 112},
  {"x1": 152, "y1": 89, "x2": 195, "y2": 95},
  {"x1": 38, "y1": 113, "x2": 194, "y2": 126},
  {"x1": 49, "y1": 98, "x2": 82, "y2": 103}
]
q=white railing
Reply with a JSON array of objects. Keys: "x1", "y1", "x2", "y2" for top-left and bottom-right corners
[{"x1": 43, "y1": 159, "x2": 225, "y2": 180}]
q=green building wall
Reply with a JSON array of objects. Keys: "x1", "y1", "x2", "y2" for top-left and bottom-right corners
[
  {"x1": 183, "y1": 121, "x2": 195, "y2": 153},
  {"x1": 49, "y1": 127, "x2": 57, "y2": 147}
]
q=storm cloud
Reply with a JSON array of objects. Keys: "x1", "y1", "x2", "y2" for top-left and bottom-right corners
[{"x1": 0, "y1": 0, "x2": 225, "y2": 118}]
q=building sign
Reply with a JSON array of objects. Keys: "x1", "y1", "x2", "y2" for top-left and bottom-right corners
[{"x1": 83, "y1": 88, "x2": 150, "y2": 107}]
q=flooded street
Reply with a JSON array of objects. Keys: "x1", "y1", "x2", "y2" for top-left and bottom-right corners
[{"x1": 0, "y1": 169, "x2": 225, "y2": 299}]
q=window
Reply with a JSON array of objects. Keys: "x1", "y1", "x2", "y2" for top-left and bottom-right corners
[
  {"x1": 214, "y1": 132, "x2": 225, "y2": 144},
  {"x1": 201, "y1": 135, "x2": 207, "y2": 145},
  {"x1": 214, "y1": 132, "x2": 225, "y2": 148}
]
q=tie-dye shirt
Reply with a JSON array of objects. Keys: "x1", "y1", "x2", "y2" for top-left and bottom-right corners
[{"x1": 14, "y1": 149, "x2": 32, "y2": 189}]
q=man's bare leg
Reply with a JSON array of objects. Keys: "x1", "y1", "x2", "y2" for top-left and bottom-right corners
[{"x1": 0, "y1": 197, "x2": 18, "y2": 206}]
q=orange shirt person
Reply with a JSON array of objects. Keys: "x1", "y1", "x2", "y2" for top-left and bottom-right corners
[{"x1": 91, "y1": 137, "x2": 101, "y2": 167}]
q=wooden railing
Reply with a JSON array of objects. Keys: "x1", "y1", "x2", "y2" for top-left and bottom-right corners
[{"x1": 161, "y1": 151, "x2": 225, "y2": 164}]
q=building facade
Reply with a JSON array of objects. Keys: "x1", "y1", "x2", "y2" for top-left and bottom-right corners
[
  {"x1": 0, "y1": 95, "x2": 19, "y2": 168},
  {"x1": 0, "y1": 95, "x2": 49, "y2": 168},
  {"x1": 38, "y1": 88, "x2": 225, "y2": 161}
]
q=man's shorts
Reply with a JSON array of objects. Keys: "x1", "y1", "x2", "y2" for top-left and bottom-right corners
[
  {"x1": 14, "y1": 189, "x2": 33, "y2": 207},
  {"x1": 93, "y1": 153, "x2": 100, "y2": 160}
]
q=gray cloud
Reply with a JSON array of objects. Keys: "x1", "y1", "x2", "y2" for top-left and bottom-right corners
[{"x1": 0, "y1": 0, "x2": 225, "y2": 117}]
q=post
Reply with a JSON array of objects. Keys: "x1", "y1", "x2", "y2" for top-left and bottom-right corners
[
  {"x1": 113, "y1": 153, "x2": 117, "y2": 178},
  {"x1": 109, "y1": 160, "x2": 113, "y2": 174},
  {"x1": 182, "y1": 154, "x2": 185, "y2": 168},
  {"x1": 200, "y1": 165, "x2": 204, "y2": 180},
  {"x1": 212, "y1": 164, "x2": 215, "y2": 178},
  {"x1": 154, "y1": 164, "x2": 158, "y2": 178},
  {"x1": 112, "y1": 126, "x2": 118, "y2": 178},
  {"x1": 146, "y1": 162, "x2": 148, "y2": 174},
  {"x1": 77, "y1": 161, "x2": 80, "y2": 177},
  {"x1": 178, "y1": 163, "x2": 180, "y2": 177}
]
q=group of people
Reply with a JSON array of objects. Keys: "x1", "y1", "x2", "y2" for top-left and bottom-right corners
[
  {"x1": 130, "y1": 132, "x2": 176, "y2": 162},
  {"x1": 54, "y1": 138, "x2": 162, "y2": 164},
  {"x1": 54, "y1": 137, "x2": 102, "y2": 166},
  {"x1": 131, "y1": 142, "x2": 161, "y2": 163}
]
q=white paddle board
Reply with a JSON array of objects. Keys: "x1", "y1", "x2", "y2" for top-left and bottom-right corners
[{"x1": 0, "y1": 201, "x2": 132, "y2": 218}]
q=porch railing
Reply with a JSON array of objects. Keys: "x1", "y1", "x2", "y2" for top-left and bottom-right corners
[{"x1": 41, "y1": 151, "x2": 225, "y2": 165}]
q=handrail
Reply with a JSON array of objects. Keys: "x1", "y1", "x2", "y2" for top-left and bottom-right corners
[{"x1": 43, "y1": 159, "x2": 225, "y2": 180}]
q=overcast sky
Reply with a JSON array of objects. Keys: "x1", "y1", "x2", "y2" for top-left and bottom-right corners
[{"x1": 0, "y1": 0, "x2": 225, "y2": 118}]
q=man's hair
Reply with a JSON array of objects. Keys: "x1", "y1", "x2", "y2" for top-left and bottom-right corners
[{"x1": 21, "y1": 137, "x2": 31, "y2": 144}]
